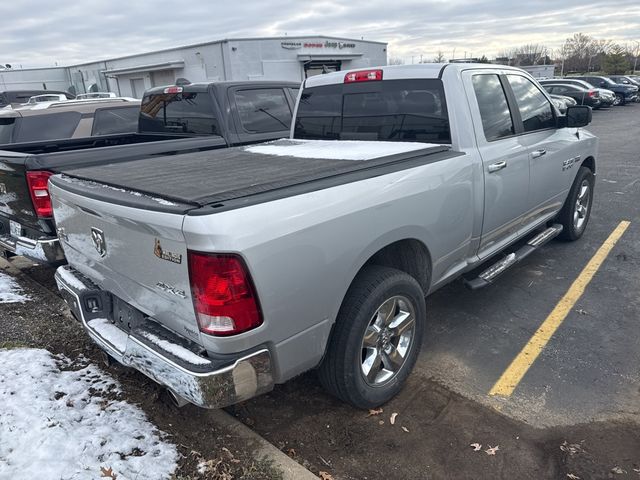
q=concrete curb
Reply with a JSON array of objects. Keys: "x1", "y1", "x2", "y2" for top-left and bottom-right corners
[{"x1": 208, "y1": 409, "x2": 319, "y2": 480}]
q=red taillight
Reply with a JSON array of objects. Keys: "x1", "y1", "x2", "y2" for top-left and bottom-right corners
[
  {"x1": 588, "y1": 90, "x2": 598, "y2": 98},
  {"x1": 26, "y1": 171, "x2": 53, "y2": 218},
  {"x1": 188, "y1": 252, "x2": 262, "y2": 336},
  {"x1": 163, "y1": 86, "x2": 183, "y2": 94},
  {"x1": 344, "y1": 69, "x2": 383, "y2": 83}
]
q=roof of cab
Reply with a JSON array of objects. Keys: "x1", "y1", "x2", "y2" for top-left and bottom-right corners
[
  {"x1": 143, "y1": 80, "x2": 301, "y2": 97},
  {"x1": 304, "y1": 63, "x2": 531, "y2": 88}
]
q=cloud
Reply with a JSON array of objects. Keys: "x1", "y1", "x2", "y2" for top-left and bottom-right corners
[{"x1": 1, "y1": 0, "x2": 638, "y2": 67}]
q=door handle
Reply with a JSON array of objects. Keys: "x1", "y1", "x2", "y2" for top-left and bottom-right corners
[
  {"x1": 488, "y1": 161, "x2": 507, "y2": 173},
  {"x1": 531, "y1": 149, "x2": 547, "y2": 159}
]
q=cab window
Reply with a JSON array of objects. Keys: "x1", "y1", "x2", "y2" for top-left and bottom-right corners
[
  {"x1": 471, "y1": 74, "x2": 515, "y2": 141},
  {"x1": 506, "y1": 75, "x2": 555, "y2": 133}
]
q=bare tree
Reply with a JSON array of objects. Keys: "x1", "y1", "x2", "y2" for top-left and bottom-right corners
[
  {"x1": 388, "y1": 56, "x2": 405, "y2": 65},
  {"x1": 432, "y1": 50, "x2": 446, "y2": 63}
]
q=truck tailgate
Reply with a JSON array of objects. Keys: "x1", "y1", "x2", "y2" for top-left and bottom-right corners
[
  {"x1": 49, "y1": 178, "x2": 201, "y2": 342},
  {"x1": 0, "y1": 152, "x2": 38, "y2": 226}
]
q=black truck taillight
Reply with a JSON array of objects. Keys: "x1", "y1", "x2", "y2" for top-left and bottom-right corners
[
  {"x1": 26, "y1": 171, "x2": 54, "y2": 218},
  {"x1": 188, "y1": 251, "x2": 262, "y2": 336}
]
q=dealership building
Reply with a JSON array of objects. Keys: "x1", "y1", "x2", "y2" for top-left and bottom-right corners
[{"x1": 0, "y1": 36, "x2": 387, "y2": 98}]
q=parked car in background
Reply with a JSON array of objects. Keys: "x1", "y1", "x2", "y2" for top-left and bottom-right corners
[
  {"x1": 541, "y1": 84, "x2": 601, "y2": 109},
  {"x1": 0, "y1": 90, "x2": 75, "y2": 108},
  {"x1": 0, "y1": 80, "x2": 299, "y2": 264},
  {"x1": 0, "y1": 98, "x2": 141, "y2": 145},
  {"x1": 569, "y1": 75, "x2": 638, "y2": 105},
  {"x1": 539, "y1": 79, "x2": 614, "y2": 108},
  {"x1": 608, "y1": 75, "x2": 640, "y2": 88},
  {"x1": 549, "y1": 94, "x2": 577, "y2": 114},
  {"x1": 76, "y1": 92, "x2": 117, "y2": 99},
  {"x1": 24, "y1": 94, "x2": 69, "y2": 105}
]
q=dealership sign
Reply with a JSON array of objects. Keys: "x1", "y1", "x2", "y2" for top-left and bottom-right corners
[{"x1": 281, "y1": 40, "x2": 356, "y2": 50}]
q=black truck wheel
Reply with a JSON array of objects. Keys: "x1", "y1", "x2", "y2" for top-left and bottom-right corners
[
  {"x1": 318, "y1": 265, "x2": 426, "y2": 409},
  {"x1": 556, "y1": 166, "x2": 595, "y2": 241}
]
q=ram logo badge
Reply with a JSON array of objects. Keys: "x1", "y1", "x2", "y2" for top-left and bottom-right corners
[
  {"x1": 154, "y1": 238, "x2": 182, "y2": 264},
  {"x1": 90, "y1": 227, "x2": 107, "y2": 257}
]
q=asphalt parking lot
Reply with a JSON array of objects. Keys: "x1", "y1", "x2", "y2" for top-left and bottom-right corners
[{"x1": 2, "y1": 102, "x2": 639, "y2": 480}]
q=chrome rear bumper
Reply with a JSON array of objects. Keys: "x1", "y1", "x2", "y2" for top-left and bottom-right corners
[
  {"x1": 54, "y1": 265, "x2": 275, "y2": 409},
  {"x1": 0, "y1": 233, "x2": 65, "y2": 264}
]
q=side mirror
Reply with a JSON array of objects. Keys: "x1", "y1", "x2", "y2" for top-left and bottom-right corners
[{"x1": 566, "y1": 105, "x2": 592, "y2": 128}]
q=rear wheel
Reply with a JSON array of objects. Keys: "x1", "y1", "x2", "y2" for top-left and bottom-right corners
[
  {"x1": 556, "y1": 166, "x2": 594, "y2": 241},
  {"x1": 614, "y1": 93, "x2": 624, "y2": 106},
  {"x1": 318, "y1": 266, "x2": 426, "y2": 409}
]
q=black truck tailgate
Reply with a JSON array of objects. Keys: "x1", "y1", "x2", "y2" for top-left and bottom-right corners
[{"x1": 56, "y1": 139, "x2": 459, "y2": 211}]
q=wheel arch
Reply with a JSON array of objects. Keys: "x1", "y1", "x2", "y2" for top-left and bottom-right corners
[{"x1": 582, "y1": 155, "x2": 596, "y2": 174}]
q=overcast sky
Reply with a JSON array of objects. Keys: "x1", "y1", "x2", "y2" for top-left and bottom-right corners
[{"x1": 1, "y1": 0, "x2": 639, "y2": 67}]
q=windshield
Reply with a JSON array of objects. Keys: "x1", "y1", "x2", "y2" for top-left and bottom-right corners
[
  {"x1": 294, "y1": 79, "x2": 451, "y2": 143},
  {"x1": 139, "y1": 91, "x2": 221, "y2": 135},
  {"x1": 0, "y1": 118, "x2": 16, "y2": 144}
]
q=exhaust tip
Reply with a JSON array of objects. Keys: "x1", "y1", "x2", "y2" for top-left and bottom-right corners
[{"x1": 164, "y1": 389, "x2": 190, "y2": 408}]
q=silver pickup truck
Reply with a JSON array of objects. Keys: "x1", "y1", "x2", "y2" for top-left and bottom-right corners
[{"x1": 50, "y1": 64, "x2": 598, "y2": 410}]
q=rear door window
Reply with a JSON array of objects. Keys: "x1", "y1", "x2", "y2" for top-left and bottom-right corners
[
  {"x1": 471, "y1": 74, "x2": 515, "y2": 141},
  {"x1": 294, "y1": 79, "x2": 450, "y2": 143},
  {"x1": 506, "y1": 75, "x2": 555, "y2": 133},
  {"x1": 139, "y1": 91, "x2": 220, "y2": 135},
  {"x1": 14, "y1": 112, "x2": 82, "y2": 143},
  {"x1": 0, "y1": 118, "x2": 16, "y2": 144},
  {"x1": 234, "y1": 88, "x2": 292, "y2": 133},
  {"x1": 92, "y1": 106, "x2": 140, "y2": 135}
]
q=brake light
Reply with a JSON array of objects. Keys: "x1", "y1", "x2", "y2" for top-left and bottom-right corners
[
  {"x1": 26, "y1": 171, "x2": 53, "y2": 218},
  {"x1": 188, "y1": 252, "x2": 262, "y2": 336},
  {"x1": 163, "y1": 86, "x2": 183, "y2": 94},
  {"x1": 344, "y1": 69, "x2": 383, "y2": 83},
  {"x1": 588, "y1": 90, "x2": 598, "y2": 98}
]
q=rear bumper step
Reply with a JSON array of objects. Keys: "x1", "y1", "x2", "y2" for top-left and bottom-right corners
[
  {"x1": 465, "y1": 224, "x2": 563, "y2": 290},
  {"x1": 54, "y1": 265, "x2": 275, "y2": 409}
]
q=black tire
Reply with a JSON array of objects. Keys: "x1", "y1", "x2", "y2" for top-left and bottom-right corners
[
  {"x1": 614, "y1": 93, "x2": 625, "y2": 106},
  {"x1": 556, "y1": 166, "x2": 594, "y2": 241},
  {"x1": 318, "y1": 265, "x2": 426, "y2": 409}
]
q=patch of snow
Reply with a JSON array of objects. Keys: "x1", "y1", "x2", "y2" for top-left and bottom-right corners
[
  {"x1": 0, "y1": 348, "x2": 178, "y2": 480},
  {"x1": 56, "y1": 266, "x2": 88, "y2": 291},
  {"x1": 88, "y1": 318, "x2": 128, "y2": 353},
  {"x1": 0, "y1": 272, "x2": 30, "y2": 303},
  {"x1": 139, "y1": 331, "x2": 210, "y2": 366},
  {"x1": 245, "y1": 139, "x2": 439, "y2": 161},
  {"x1": 57, "y1": 175, "x2": 176, "y2": 206}
]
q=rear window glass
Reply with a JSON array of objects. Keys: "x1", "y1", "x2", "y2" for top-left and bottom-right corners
[
  {"x1": 294, "y1": 79, "x2": 450, "y2": 143},
  {"x1": 234, "y1": 88, "x2": 292, "y2": 133},
  {"x1": 139, "y1": 91, "x2": 220, "y2": 135},
  {"x1": 0, "y1": 118, "x2": 16, "y2": 144},
  {"x1": 14, "y1": 112, "x2": 81, "y2": 143},
  {"x1": 92, "y1": 106, "x2": 140, "y2": 136}
]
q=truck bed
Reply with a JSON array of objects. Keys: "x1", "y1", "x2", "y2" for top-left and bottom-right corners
[{"x1": 54, "y1": 139, "x2": 460, "y2": 214}]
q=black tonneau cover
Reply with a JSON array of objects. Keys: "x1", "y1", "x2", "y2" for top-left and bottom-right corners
[{"x1": 53, "y1": 140, "x2": 460, "y2": 214}]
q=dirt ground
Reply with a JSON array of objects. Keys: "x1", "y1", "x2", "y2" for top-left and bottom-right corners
[{"x1": 233, "y1": 372, "x2": 640, "y2": 479}]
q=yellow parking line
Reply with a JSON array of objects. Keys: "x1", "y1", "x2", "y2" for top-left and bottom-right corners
[{"x1": 489, "y1": 220, "x2": 631, "y2": 397}]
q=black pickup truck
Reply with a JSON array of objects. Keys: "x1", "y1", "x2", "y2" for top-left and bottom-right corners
[{"x1": 0, "y1": 80, "x2": 299, "y2": 263}]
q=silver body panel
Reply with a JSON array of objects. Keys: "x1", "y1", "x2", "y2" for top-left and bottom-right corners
[{"x1": 50, "y1": 63, "x2": 598, "y2": 393}]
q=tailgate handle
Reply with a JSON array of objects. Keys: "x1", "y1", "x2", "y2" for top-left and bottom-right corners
[{"x1": 488, "y1": 161, "x2": 507, "y2": 173}]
